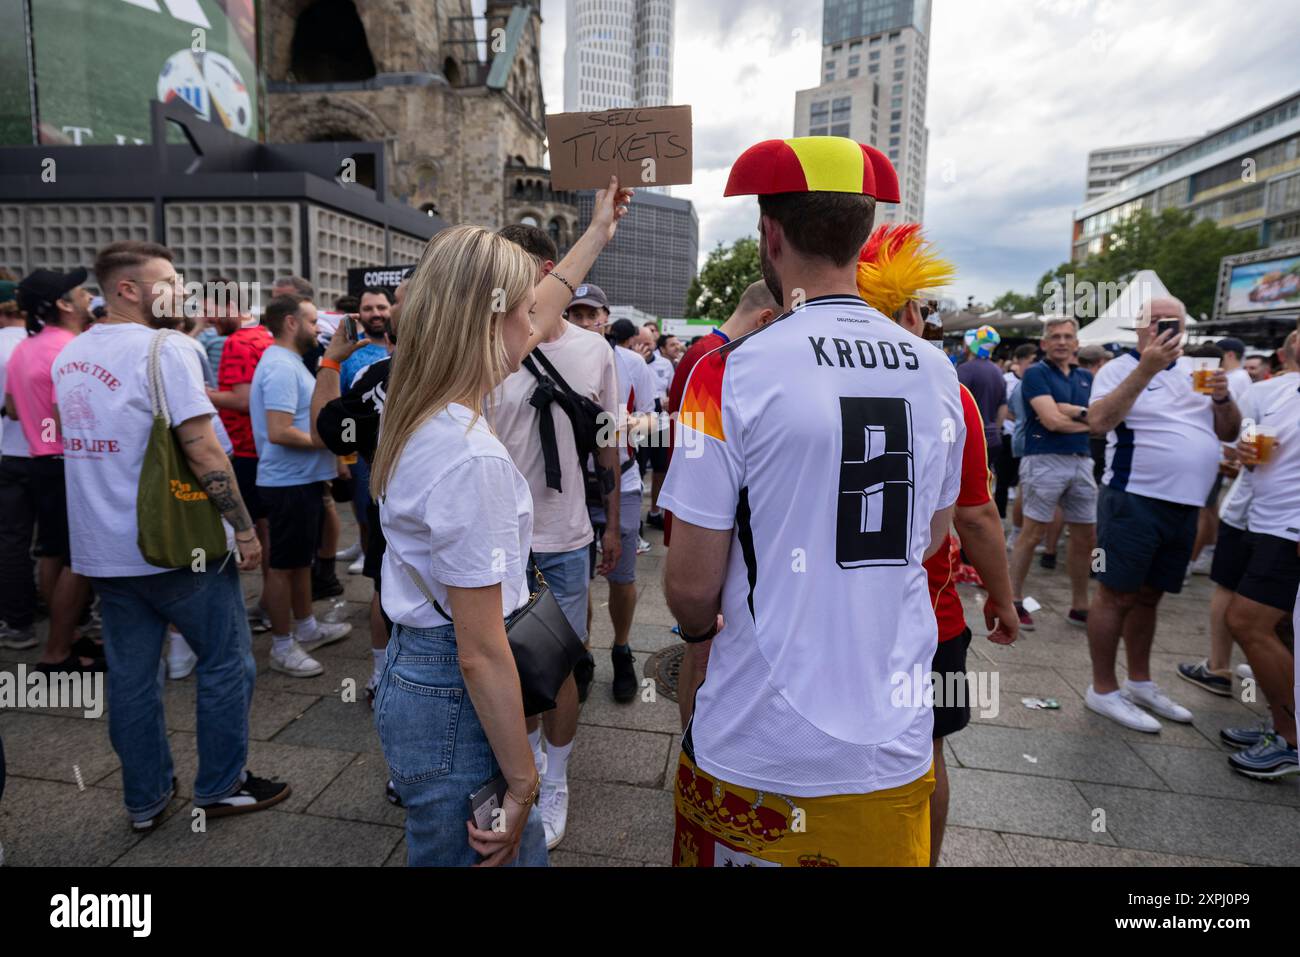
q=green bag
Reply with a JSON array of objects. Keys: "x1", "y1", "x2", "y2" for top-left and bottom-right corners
[{"x1": 137, "y1": 330, "x2": 228, "y2": 569}]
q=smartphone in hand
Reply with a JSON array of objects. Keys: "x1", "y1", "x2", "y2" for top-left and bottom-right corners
[
  {"x1": 468, "y1": 773, "x2": 509, "y2": 831},
  {"x1": 1155, "y1": 318, "x2": 1180, "y2": 340}
]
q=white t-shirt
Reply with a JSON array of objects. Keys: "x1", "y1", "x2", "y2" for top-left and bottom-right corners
[
  {"x1": 1227, "y1": 367, "x2": 1253, "y2": 403},
  {"x1": 613, "y1": 344, "x2": 657, "y2": 495},
  {"x1": 0, "y1": 325, "x2": 31, "y2": 458},
  {"x1": 1242, "y1": 380, "x2": 1300, "y2": 542},
  {"x1": 1091, "y1": 351, "x2": 1222, "y2": 506},
  {"x1": 1219, "y1": 372, "x2": 1299, "y2": 530},
  {"x1": 658, "y1": 294, "x2": 965, "y2": 798},
  {"x1": 489, "y1": 323, "x2": 619, "y2": 553},
  {"x1": 53, "y1": 324, "x2": 217, "y2": 577},
  {"x1": 379, "y1": 403, "x2": 533, "y2": 628},
  {"x1": 1001, "y1": 369, "x2": 1020, "y2": 437},
  {"x1": 649, "y1": 352, "x2": 674, "y2": 401}
]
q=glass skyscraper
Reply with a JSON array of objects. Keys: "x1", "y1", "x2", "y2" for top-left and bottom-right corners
[{"x1": 796, "y1": 0, "x2": 932, "y2": 224}]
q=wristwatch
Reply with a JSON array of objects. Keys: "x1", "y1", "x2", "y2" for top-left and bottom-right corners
[
  {"x1": 1072, "y1": 408, "x2": 1088, "y2": 422},
  {"x1": 678, "y1": 619, "x2": 719, "y2": 644}
]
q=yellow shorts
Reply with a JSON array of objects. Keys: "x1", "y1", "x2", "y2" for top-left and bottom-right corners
[{"x1": 672, "y1": 751, "x2": 934, "y2": 867}]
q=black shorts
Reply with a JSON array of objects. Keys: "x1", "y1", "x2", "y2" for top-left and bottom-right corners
[
  {"x1": 639, "y1": 433, "x2": 670, "y2": 474},
  {"x1": 1210, "y1": 522, "x2": 1249, "y2": 591},
  {"x1": 1226, "y1": 530, "x2": 1300, "y2": 612},
  {"x1": 1096, "y1": 486, "x2": 1197, "y2": 594},
  {"x1": 931, "y1": 627, "x2": 972, "y2": 739},
  {"x1": 260, "y1": 482, "x2": 324, "y2": 570},
  {"x1": 363, "y1": 500, "x2": 386, "y2": 588},
  {"x1": 232, "y1": 455, "x2": 268, "y2": 522},
  {"x1": 1204, "y1": 471, "x2": 1225, "y2": 509}
]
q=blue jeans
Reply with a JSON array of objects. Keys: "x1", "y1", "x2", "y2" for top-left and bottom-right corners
[
  {"x1": 533, "y1": 547, "x2": 590, "y2": 641},
  {"x1": 94, "y1": 561, "x2": 257, "y2": 822},
  {"x1": 374, "y1": 621, "x2": 548, "y2": 867}
]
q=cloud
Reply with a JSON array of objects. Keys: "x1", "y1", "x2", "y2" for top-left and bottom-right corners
[{"x1": 537, "y1": 0, "x2": 1297, "y2": 303}]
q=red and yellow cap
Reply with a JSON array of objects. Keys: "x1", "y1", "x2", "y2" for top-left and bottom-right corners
[{"x1": 723, "y1": 136, "x2": 900, "y2": 203}]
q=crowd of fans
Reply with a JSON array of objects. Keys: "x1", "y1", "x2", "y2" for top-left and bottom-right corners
[{"x1": 0, "y1": 141, "x2": 1296, "y2": 868}]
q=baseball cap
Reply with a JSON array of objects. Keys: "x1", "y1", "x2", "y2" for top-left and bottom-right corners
[
  {"x1": 1216, "y1": 337, "x2": 1246, "y2": 359},
  {"x1": 567, "y1": 283, "x2": 609, "y2": 311},
  {"x1": 0, "y1": 280, "x2": 17, "y2": 305},
  {"x1": 17, "y1": 266, "x2": 88, "y2": 314}
]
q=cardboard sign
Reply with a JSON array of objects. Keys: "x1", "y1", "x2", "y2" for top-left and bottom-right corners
[{"x1": 546, "y1": 105, "x2": 692, "y2": 191}]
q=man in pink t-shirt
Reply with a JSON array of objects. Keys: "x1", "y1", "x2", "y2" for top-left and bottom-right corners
[{"x1": 1, "y1": 268, "x2": 96, "y2": 674}]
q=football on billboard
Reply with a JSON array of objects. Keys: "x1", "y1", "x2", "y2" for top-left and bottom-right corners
[{"x1": 158, "y1": 50, "x2": 252, "y2": 136}]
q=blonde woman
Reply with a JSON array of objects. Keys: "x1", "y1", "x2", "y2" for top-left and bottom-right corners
[{"x1": 371, "y1": 182, "x2": 630, "y2": 866}]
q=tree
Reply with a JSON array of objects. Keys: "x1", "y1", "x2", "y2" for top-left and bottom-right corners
[
  {"x1": 991, "y1": 289, "x2": 1043, "y2": 313},
  {"x1": 996, "y1": 209, "x2": 1260, "y2": 323},
  {"x1": 685, "y1": 237, "x2": 760, "y2": 320}
]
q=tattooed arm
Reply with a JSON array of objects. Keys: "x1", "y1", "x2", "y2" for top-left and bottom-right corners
[{"x1": 173, "y1": 415, "x2": 262, "y2": 571}]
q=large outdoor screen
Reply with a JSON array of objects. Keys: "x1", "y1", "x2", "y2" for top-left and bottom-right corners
[
  {"x1": 1224, "y1": 253, "x2": 1300, "y2": 314},
  {"x1": 14, "y1": 0, "x2": 258, "y2": 146}
]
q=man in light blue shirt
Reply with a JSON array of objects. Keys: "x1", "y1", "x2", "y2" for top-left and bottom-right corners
[{"x1": 250, "y1": 295, "x2": 351, "y2": 678}]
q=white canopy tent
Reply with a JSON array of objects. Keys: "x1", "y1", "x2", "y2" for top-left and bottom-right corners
[{"x1": 1076, "y1": 270, "x2": 1170, "y2": 346}]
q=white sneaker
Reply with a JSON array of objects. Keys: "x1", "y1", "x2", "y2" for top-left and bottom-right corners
[
  {"x1": 297, "y1": 621, "x2": 353, "y2": 653},
  {"x1": 270, "y1": 639, "x2": 324, "y2": 677},
  {"x1": 166, "y1": 632, "x2": 198, "y2": 680},
  {"x1": 1188, "y1": 548, "x2": 1214, "y2": 576},
  {"x1": 1005, "y1": 528, "x2": 1019, "y2": 552},
  {"x1": 1235, "y1": 662, "x2": 1254, "y2": 681},
  {"x1": 336, "y1": 542, "x2": 362, "y2": 561},
  {"x1": 348, "y1": 555, "x2": 365, "y2": 575},
  {"x1": 1122, "y1": 681, "x2": 1193, "y2": 723},
  {"x1": 636, "y1": 537, "x2": 652, "y2": 555},
  {"x1": 1086, "y1": 686, "x2": 1162, "y2": 732},
  {"x1": 539, "y1": 784, "x2": 569, "y2": 850}
]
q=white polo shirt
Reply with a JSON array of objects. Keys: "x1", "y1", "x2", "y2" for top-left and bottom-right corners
[
  {"x1": 1091, "y1": 350, "x2": 1223, "y2": 507},
  {"x1": 1219, "y1": 372, "x2": 1299, "y2": 531},
  {"x1": 659, "y1": 294, "x2": 965, "y2": 798},
  {"x1": 1243, "y1": 379, "x2": 1300, "y2": 542}
]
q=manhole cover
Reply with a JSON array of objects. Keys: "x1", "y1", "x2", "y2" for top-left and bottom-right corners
[{"x1": 644, "y1": 644, "x2": 685, "y2": 702}]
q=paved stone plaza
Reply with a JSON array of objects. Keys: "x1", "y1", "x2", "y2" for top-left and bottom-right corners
[{"x1": 2, "y1": 519, "x2": 1297, "y2": 867}]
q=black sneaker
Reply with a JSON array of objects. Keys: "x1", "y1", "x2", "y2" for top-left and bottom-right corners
[
  {"x1": 196, "y1": 771, "x2": 291, "y2": 819},
  {"x1": 312, "y1": 574, "x2": 344, "y2": 601},
  {"x1": 1039, "y1": 553, "x2": 1057, "y2": 570},
  {"x1": 573, "y1": 650, "x2": 596, "y2": 703},
  {"x1": 646, "y1": 511, "x2": 665, "y2": 530},
  {"x1": 385, "y1": 780, "x2": 404, "y2": 808},
  {"x1": 132, "y1": 776, "x2": 178, "y2": 833},
  {"x1": 611, "y1": 646, "x2": 637, "y2": 703}
]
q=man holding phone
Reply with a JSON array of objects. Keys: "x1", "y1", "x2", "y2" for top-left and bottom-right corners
[{"x1": 1083, "y1": 297, "x2": 1241, "y2": 733}]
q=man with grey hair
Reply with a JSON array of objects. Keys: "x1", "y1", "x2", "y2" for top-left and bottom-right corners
[
  {"x1": 1084, "y1": 297, "x2": 1241, "y2": 732},
  {"x1": 1009, "y1": 316, "x2": 1096, "y2": 630}
]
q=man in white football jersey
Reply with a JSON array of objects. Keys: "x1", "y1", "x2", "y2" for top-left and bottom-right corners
[{"x1": 662, "y1": 137, "x2": 964, "y2": 867}]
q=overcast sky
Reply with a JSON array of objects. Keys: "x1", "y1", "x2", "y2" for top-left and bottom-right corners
[{"x1": 534, "y1": 0, "x2": 1298, "y2": 306}]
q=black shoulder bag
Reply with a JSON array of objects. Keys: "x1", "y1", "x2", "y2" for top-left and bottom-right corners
[{"x1": 401, "y1": 557, "x2": 585, "y2": 716}]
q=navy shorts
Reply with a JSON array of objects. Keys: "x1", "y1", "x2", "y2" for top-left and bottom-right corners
[{"x1": 1096, "y1": 486, "x2": 1198, "y2": 594}]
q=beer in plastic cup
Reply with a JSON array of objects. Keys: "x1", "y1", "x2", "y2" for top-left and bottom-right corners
[{"x1": 1190, "y1": 357, "x2": 1219, "y2": 395}]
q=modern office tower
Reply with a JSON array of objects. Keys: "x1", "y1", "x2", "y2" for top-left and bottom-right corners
[
  {"x1": 563, "y1": 0, "x2": 673, "y2": 113},
  {"x1": 1085, "y1": 140, "x2": 1194, "y2": 202},
  {"x1": 794, "y1": 0, "x2": 931, "y2": 224},
  {"x1": 576, "y1": 188, "x2": 698, "y2": 319},
  {"x1": 1073, "y1": 90, "x2": 1300, "y2": 261}
]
